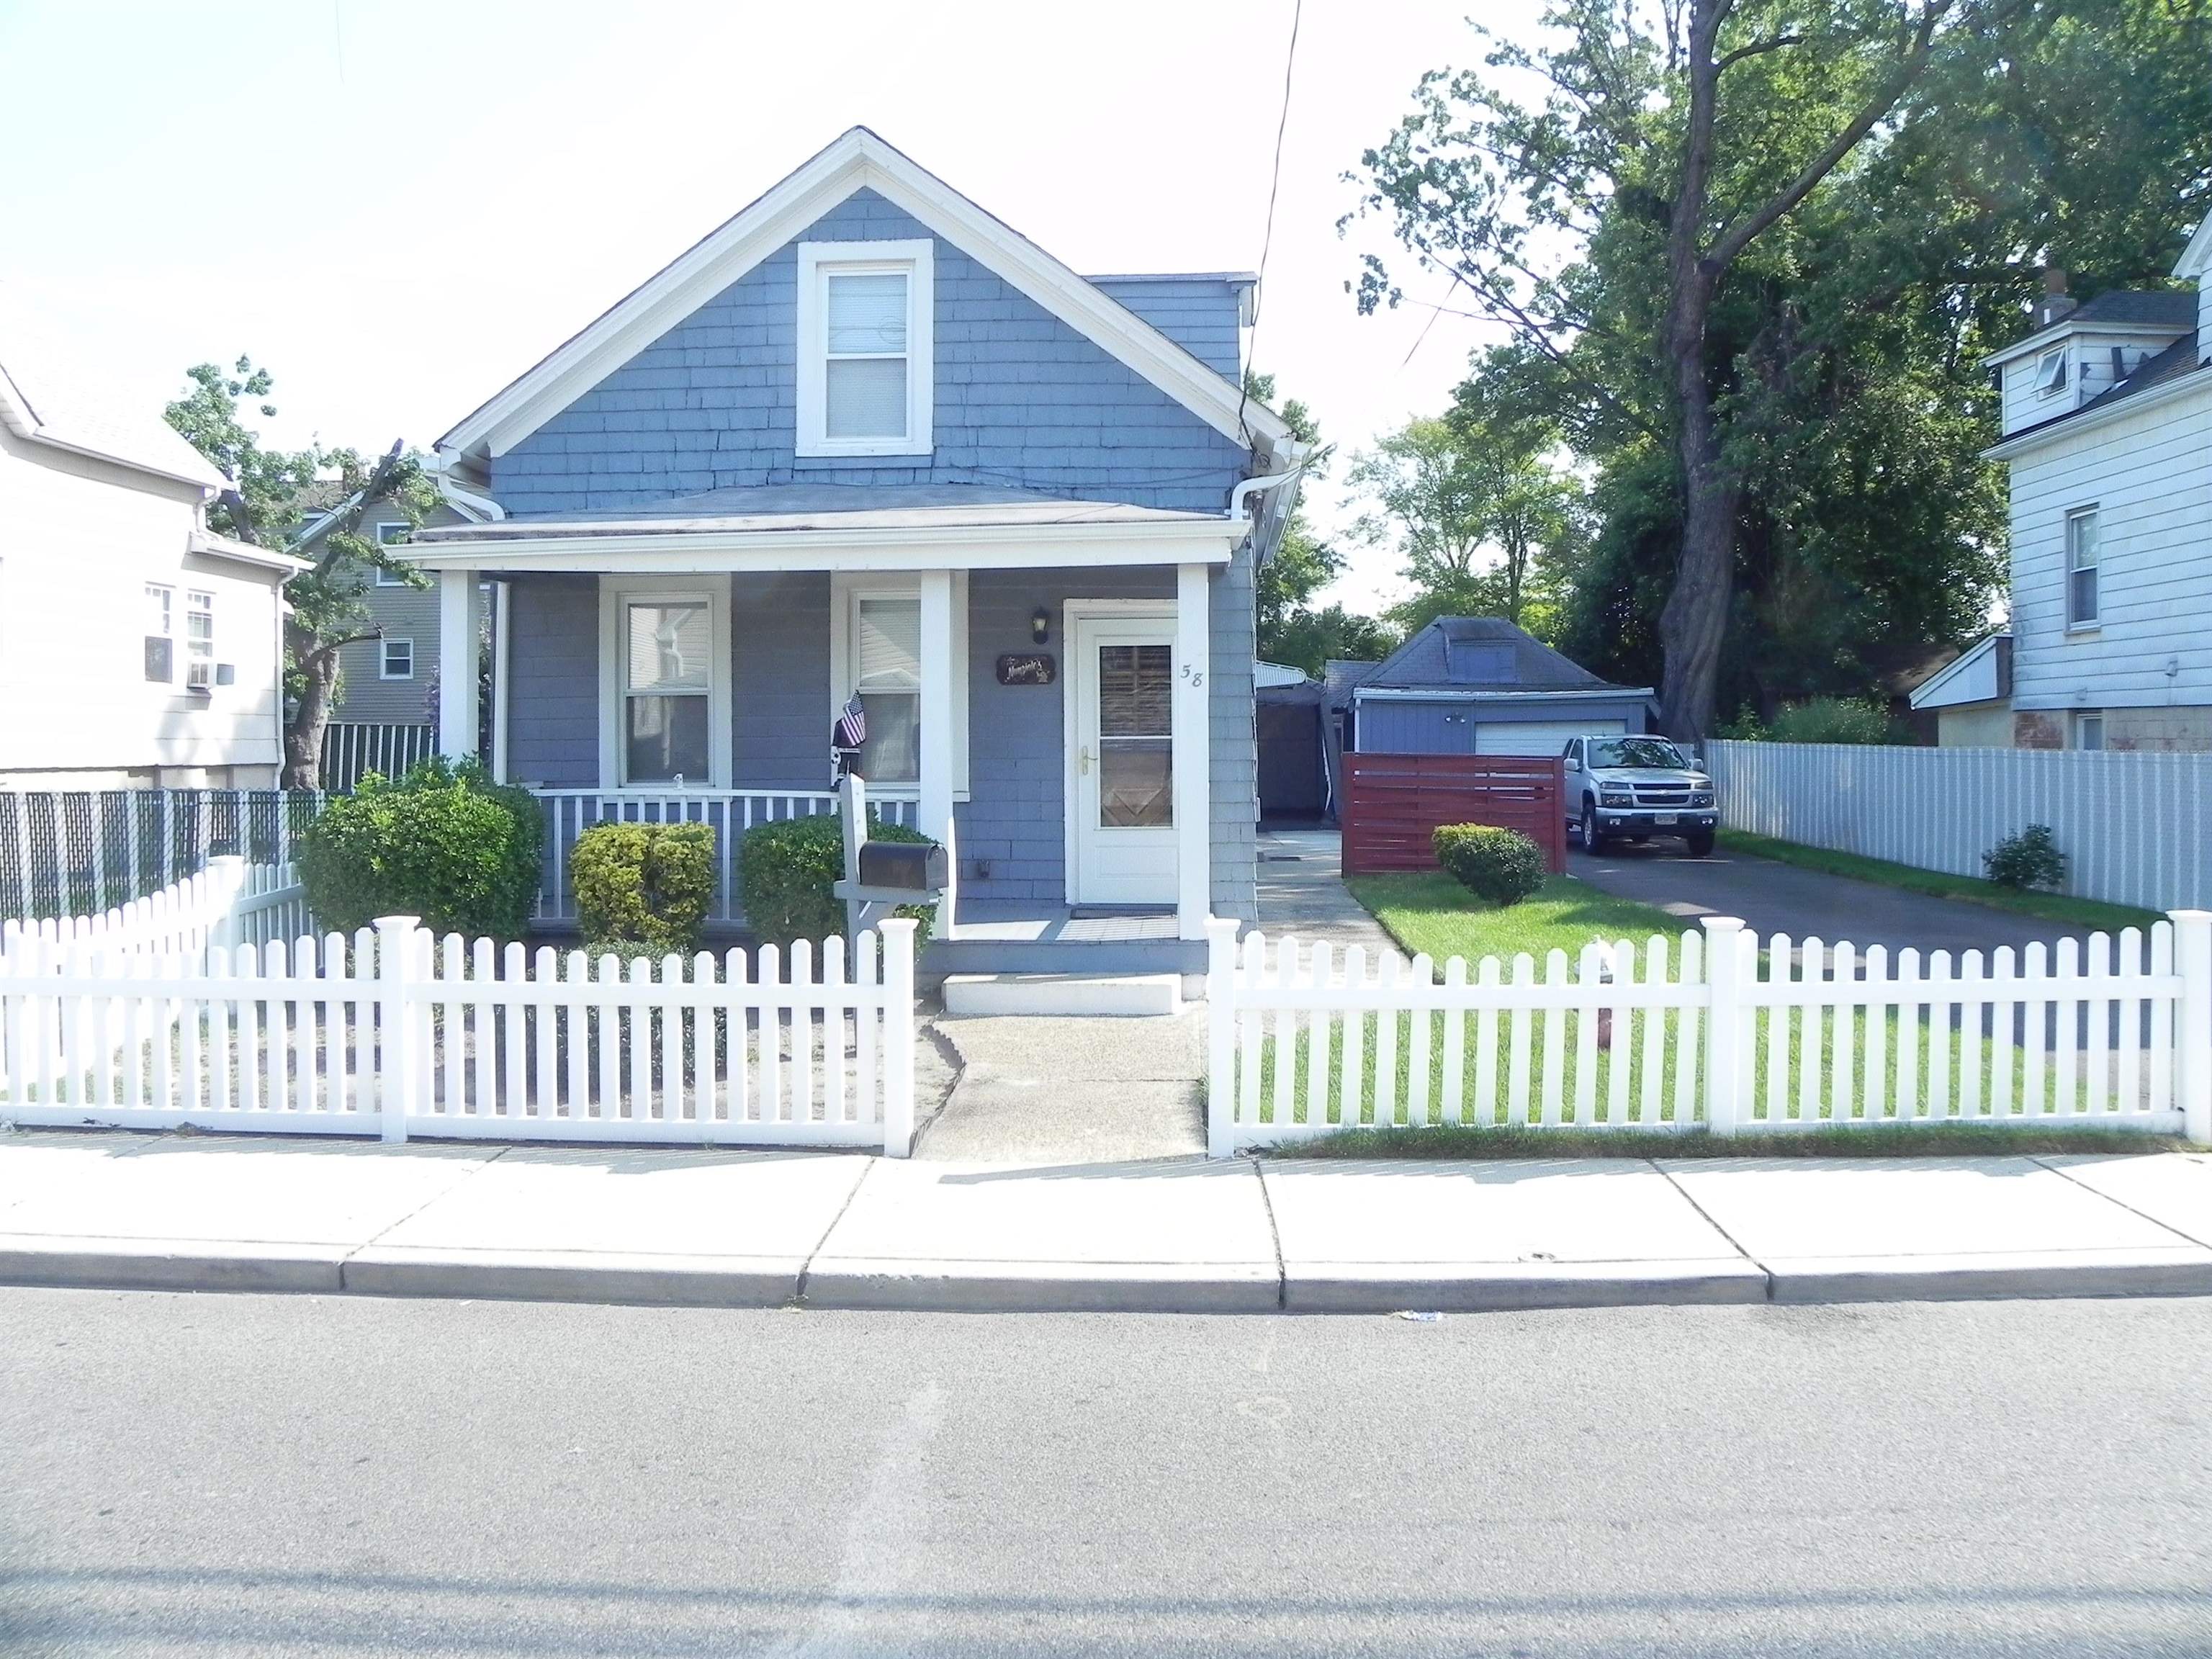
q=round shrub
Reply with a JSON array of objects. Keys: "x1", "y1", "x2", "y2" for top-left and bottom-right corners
[
  {"x1": 738, "y1": 813, "x2": 935, "y2": 952},
  {"x1": 1984, "y1": 823, "x2": 2067, "y2": 891},
  {"x1": 1432, "y1": 824, "x2": 1545, "y2": 907},
  {"x1": 299, "y1": 758, "x2": 544, "y2": 941},
  {"x1": 572, "y1": 821, "x2": 717, "y2": 958}
]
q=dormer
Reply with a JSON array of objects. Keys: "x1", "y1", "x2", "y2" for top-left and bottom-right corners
[{"x1": 1984, "y1": 279, "x2": 2195, "y2": 439}]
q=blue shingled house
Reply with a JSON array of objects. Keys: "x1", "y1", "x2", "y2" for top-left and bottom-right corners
[{"x1": 409, "y1": 129, "x2": 1304, "y2": 977}]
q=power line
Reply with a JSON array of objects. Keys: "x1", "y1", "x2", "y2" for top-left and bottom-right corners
[{"x1": 1237, "y1": 0, "x2": 1303, "y2": 447}]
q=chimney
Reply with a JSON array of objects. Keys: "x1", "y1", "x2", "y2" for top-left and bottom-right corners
[{"x1": 2032, "y1": 264, "x2": 2077, "y2": 329}]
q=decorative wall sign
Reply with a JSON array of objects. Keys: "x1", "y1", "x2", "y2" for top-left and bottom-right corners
[{"x1": 997, "y1": 652, "x2": 1056, "y2": 686}]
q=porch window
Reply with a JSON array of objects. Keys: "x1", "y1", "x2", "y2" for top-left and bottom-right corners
[
  {"x1": 2067, "y1": 505, "x2": 2099, "y2": 627},
  {"x1": 796, "y1": 240, "x2": 934, "y2": 458},
  {"x1": 622, "y1": 601, "x2": 712, "y2": 783},
  {"x1": 830, "y1": 574, "x2": 968, "y2": 796}
]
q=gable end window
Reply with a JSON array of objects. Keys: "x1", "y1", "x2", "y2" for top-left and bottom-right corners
[
  {"x1": 2034, "y1": 348, "x2": 2068, "y2": 397},
  {"x1": 381, "y1": 637, "x2": 415, "y2": 680},
  {"x1": 796, "y1": 239, "x2": 934, "y2": 459},
  {"x1": 2067, "y1": 505, "x2": 2099, "y2": 628}
]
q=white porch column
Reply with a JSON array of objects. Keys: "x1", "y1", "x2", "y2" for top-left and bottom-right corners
[
  {"x1": 1174, "y1": 561, "x2": 1212, "y2": 940},
  {"x1": 490, "y1": 580, "x2": 512, "y2": 783},
  {"x1": 436, "y1": 569, "x2": 479, "y2": 760},
  {"x1": 918, "y1": 568, "x2": 958, "y2": 935}
]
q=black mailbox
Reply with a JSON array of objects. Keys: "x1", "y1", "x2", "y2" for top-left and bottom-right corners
[{"x1": 857, "y1": 840, "x2": 947, "y2": 894}]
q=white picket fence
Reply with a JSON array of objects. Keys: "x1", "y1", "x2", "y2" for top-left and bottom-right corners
[
  {"x1": 1707, "y1": 740, "x2": 2212, "y2": 912},
  {"x1": 1202, "y1": 913, "x2": 2212, "y2": 1153},
  {"x1": 0, "y1": 914, "x2": 920, "y2": 1154},
  {"x1": 0, "y1": 857, "x2": 310, "y2": 958}
]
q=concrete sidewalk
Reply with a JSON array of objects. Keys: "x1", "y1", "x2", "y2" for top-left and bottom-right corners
[{"x1": 6, "y1": 1128, "x2": 2212, "y2": 1313}]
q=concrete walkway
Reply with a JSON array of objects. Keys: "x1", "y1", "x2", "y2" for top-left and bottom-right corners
[
  {"x1": 6, "y1": 1128, "x2": 2211, "y2": 1313},
  {"x1": 1256, "y1": 827, "x2": 1399, "y2": 956},
  {"x1": 915, "y1": 1012, "x2": 1205, "y2": 1161}
]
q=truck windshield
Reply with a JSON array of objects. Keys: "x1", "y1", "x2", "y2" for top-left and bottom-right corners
[{"x1": 1590, "y1": 737, "x2": 1690, "y2": 769}]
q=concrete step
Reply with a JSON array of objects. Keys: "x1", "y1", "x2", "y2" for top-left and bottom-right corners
[{"x1": 941, "y1": 971, "x2": 1186, "y2": 1017}]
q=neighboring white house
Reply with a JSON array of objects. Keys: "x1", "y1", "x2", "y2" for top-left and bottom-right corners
[
  {"x1": 1907, "y1": 631, "x2": 2012, "y2": 747},
  {"x1": 1968, "y1": 219, "x2": 2212, "y2": 751},
  {"x1": 0, "y1": 312, "x2": 306, "y2": 788}
]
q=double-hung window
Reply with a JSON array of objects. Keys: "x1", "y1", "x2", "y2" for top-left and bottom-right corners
[
  {"x1": 144, "y1": 583, "x2": 174, "y2": 682},
  {"x1": 185, "y1": 590, "x2": 215, "y2": 689},
  {"x1": 797, "y1": 240, "x2": 934, "y2": 457},
  {"x1": 830, "y1": 576, "x2": 967, "y2": 796},
  {"x1": 597, "y1": 576, "x2": 730, "y2": 790},
  {"x1": 374, "y1": 523, "x2": 411, "y2": 583},
  {"x1": 381, "y1": 637, "x2": 415, "y2": 680},
  {"x1": 2067, "y1": 505, "x2": 2099, "y2": 628}
]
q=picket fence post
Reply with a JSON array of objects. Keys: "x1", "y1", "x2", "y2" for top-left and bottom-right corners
[
  {"x1": 2172, "y1": 909, "x2": 2212, "y2": 1144},
  {"x1": 878, "y1": 917, "x2": 917, "y2": 1157},
  {"x1": 376, "y1": 914, "x2": 421, "y2": 1143},
  {"x1": 1700, "y1": 916, "x2": 1748, "y2": 1137},
  {"x1": 204, "y1": 855, "x2": 248, "y2": 958},
  {"x1": 1205, "y1": 916, "x2": 1241, "y2": 1157}
]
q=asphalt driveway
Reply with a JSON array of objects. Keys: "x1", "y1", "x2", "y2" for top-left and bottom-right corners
[{"x1": 1568, "y1": 840, "x2": 2105, "y2": 958}]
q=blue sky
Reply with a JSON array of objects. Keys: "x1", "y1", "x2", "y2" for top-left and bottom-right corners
[{"x1": 0, "y1": 0, "x2": 1539, "y2": 609}]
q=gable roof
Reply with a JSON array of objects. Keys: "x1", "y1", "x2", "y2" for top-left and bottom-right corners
[
  {"x1": 437, "y1": 127, "x2": 1295, "y2": 476},
  {"x1": 1323, "y1": 657, "x2": 1384, "y2": 711},
  {"x1": 2175, "y1": 209, "x2": 2212, "y2": 281},
  {"x1": 1982, "y1": 288, "x2": 2195, "y2": 369},
  {"x1": 0, "y1": 298, "x2": 226, "y2": 492},
  {"x1": 1364, "y1": 616, "x2": 1627, "y2": 694}
]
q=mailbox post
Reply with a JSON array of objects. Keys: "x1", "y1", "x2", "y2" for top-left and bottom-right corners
[{"x1": 830, "y1": 774, "x2": 948, "y2": 940}]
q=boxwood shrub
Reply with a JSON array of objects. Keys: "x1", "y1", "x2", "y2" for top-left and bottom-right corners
[
  {"x1": 1432, "y1": 823, "x2": 1546, "y2": 907},
  {"x1": 572, "y1": 821, "x2": 717, "y2": 959},
  {"x1": 298, "y1": 758, "x2": 544, "y2": 941},
  {"x1": 738, "y1": 813, "x2": 935, "y2": 953}
]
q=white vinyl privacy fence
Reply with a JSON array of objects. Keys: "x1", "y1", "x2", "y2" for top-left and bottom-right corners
[
  {"x1": 1707, "y1": 740, "x2": 2212, "y2": 912},
  {"x1": 1203, "y1": 914, "x2": 2212, "y2": 1154},
  {"x1": 0, "y1": 881, "x2": 920, "y2": 1154}
]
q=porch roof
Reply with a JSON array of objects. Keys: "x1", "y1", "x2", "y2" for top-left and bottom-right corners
[{"x1": 405, "y1": 482, "x2": 1245, "y2": 572}]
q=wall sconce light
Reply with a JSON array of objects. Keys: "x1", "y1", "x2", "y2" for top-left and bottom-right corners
[{"x1": 1030, "y1": 607, "x2": 1051, "y2": 644}]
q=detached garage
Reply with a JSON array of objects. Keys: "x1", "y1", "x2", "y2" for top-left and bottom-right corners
[{"x1": 1351, "y1": 617, "x2": 1656, "y2": 757}]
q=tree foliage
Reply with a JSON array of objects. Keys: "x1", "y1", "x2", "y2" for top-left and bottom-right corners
[
  {"x1": 1349, "y1": 0, "x2": 2211, "y2": 734},
  {"x1": 166, "y1": 359, "x2": 439, "y2": 786}
]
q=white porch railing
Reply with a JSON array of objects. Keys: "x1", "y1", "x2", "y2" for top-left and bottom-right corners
[
  {"x1": 531, "y1": 789, "x2": 919, "y2": 926},
  {"x1": 0, "y1": 914, "x2": 919, "y2": 1154},
  {"x1": 1204, "y1": 914, "x2": 2212, "y2": 1154}
]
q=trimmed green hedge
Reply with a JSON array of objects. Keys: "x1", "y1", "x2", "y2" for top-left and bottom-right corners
[
  {"x1": 299, "y1": 758, "x2": 544, "y2": 941},
  {"x1": 1432, "y1": 824, "x2": 1545, "y2": 907},
  {"x1": 738, "y1": 813, "x2": 935, "y2": 952},
  {"x1": 572, "y1": 821, "x2": 716, "y2": 958}
]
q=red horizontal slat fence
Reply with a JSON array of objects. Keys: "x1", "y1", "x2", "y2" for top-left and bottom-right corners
[{"x1": 1340, "y1": 752, "x2": 1567, "y2": 876}]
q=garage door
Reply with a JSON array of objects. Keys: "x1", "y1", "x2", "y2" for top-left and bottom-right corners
[{"x1": 1474, "y1": 719, "x2": 1622, "y2": 757}]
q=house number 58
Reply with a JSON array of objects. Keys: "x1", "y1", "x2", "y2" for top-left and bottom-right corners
[{"x1": 1180, "y1": 663, "x2": 1205, "y2": 688}]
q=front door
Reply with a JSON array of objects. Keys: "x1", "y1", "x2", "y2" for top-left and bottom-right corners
[{"x1": 1070, "y1": 612, "x2": 1177, "y2": 907}]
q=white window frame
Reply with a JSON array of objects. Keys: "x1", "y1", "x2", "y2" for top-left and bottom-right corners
[
  {"x1": 828, "y1": 572, "x2": 967, "y2": 799},
  {"x1": 595, "y1": 574, "x2": 732, "y2": 791},
  {"x1": 2066, "y1": 504, "x2": 2100, "y2": 630},
  {"x1": 144, "y1": 582, "x2": 174, "y2": 683},
  {"x1": 2034, "y1": 347, "x2": 2068, "y2": 397},
  {"x1": 796, "y1": 238, "x2": 935, "y2": 459},
  {"x1": 2074, "y1": 711, "x2": 2105, "y2": 751},
  {"x1": 184, "y1": 589, "x2": 215, "y2": 691},
  {"x1": 380, "y1": 637, "x2": 415, "y2": 680}
]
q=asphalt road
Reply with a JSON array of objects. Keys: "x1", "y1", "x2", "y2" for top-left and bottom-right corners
[
  {"x1": 1569, "y1": 840, "x2": 2104, "y2": 958},
  {"x1": 6, "y1": 1290, "x2": 2212, "y2": 1657}
]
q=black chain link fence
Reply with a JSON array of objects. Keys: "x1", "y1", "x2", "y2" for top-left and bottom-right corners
[{"x1": 0, "y1": 790, "x2": 329, "y2": 924}]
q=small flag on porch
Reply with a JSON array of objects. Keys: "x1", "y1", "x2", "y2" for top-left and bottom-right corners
[{"x1": 836, "y1": 693, "x2": 868, "y2": 750}]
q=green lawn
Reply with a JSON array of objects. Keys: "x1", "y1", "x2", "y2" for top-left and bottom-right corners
[
  {"x1": 1231, "y1": 871, "x2": 2147, "y2": 1140},
  {"x1": 1719, "y1": 829, "x2": 2160, "y2": 932}
]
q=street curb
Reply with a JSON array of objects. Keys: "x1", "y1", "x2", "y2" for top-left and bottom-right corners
[
  {"x1": 341, "y1": 1247, "x2": 805, "y2": 1308},
  {"x1": 1280, "y1": 1259, "x2": 1769, "y2": 1313},
  {"x1": 1763, "y1": 1248, "x2": 2212, "y2": 1304},
  {"x1": 0, "y1": 1236, "x2": 346, "y2": 1295},
  {"x1": 801, "y1": 1256, "x2": 1282, "y2": 1313}
]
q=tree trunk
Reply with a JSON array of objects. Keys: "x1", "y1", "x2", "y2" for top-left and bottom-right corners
[
  {"x1": 1655, "y1": 346, "x2": 1740, "y2": 740},
  {"x1": 283, "y1": 637, "x2": 341, "y2": 791}
]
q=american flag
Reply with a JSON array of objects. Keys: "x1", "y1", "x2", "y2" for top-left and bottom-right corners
[{"x1": 835, "y1": 693, "x2": 868, "y2": 750}]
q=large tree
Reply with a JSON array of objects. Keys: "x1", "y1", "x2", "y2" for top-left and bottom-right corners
[
  {"x1": 1350, "y1": 0, "x2": 2208, "y2": 737},
  {"x1": 166, "y1": 359, "x2": 436, "y2": 787}
]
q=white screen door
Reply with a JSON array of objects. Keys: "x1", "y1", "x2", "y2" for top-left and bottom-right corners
[{"x1": 1071, "y1": 613, "x2": 1178, "y2": 906}]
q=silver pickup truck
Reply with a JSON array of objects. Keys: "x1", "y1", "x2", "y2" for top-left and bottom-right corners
[{"x1": 1560, "y1": 734, "x2": 1718, "y2": 857}]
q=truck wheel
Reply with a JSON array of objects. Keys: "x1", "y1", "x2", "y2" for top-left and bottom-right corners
[
  {"x1": 1579, "y1": 799, "x2": 1606, "y2": 853},
  {"x1": 1684, "y1": 830, "x2": 1715, "y2": 858}
]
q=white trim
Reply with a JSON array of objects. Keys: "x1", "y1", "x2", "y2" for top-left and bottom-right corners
[
  {"x1": 2066, "y1": 503, "x2": 2100, "y2": 630},
  {"x1": 1908, "y1": 633, "x2": 2008, "y2": 711},
  {"x1": 436, "y1": 571, "x2": 477, "y2": 756},
  {"x1": 2033, "y1": 346, "x2": 2069, "y2": 397},
  {"x1": 184, "y1": 529, "x2": 312, "y2": 576},
  {"x1": 917, "y1": 571, "x2": 957, "y2": 934},
  {"x1": 594, "y1": 574, "x2": 733, "y2": 790},
  {"x1": 1983, "y1": 314, "x2": 2195, "y2": 371},
  {"x1": 1174, "y1": 562, "x2": 1211, "y2": 940},
  {"x1": 433, "y1": 127, "x2": 1294, "y2": 465},
  {"x1": 827, "y1": 571, "x2": 968, "y2": 799},
  {"x1": 403, "y1": 517, "x2": 1241, "y2": 574},
  {"x1": 1352, "y1": 685, "x2": 1659, "y2": 706},
  {"x1": 1984, "y1": 366, "x2": 2212, "y2": 459},
  {"x1": 379, "y1": 637, "x2": 415, "y2": 680},
  {"x1": 2174, "y1": 212, "x2": 2212, "y2": 281},
  {"x1": 796, "y1": 239, "x2": 934, "y2": 457},
  {"x1": 491, "y1": 580, "x2": 512, "y2": 783}
]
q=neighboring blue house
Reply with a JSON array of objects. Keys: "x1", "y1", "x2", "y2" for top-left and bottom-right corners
[
  {"x1": 1349, "y1": 618, "x2": 1655, "y2": 757},
  {"x1": 410, "y1": 129, "x2": 1303, "y2": 973}
]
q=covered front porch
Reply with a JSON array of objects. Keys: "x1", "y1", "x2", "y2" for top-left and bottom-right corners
[{"x1": 410, "y1": 491, "x2": 1246, "y2": 969}]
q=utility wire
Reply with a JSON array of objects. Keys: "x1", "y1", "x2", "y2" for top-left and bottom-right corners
[{"x1": 1237, "y1": 0, "x2": 1303, "y2": 450}]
